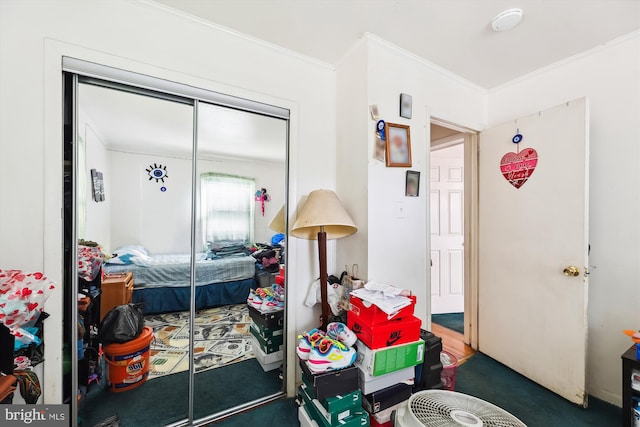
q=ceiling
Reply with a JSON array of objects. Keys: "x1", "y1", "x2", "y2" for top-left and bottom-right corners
[
  {"x1": 152, "y1": 0, "x2": 640, "y2": 89},
  {"x1": 79, "y1": 83, "x2": 287, "y2": 162}
]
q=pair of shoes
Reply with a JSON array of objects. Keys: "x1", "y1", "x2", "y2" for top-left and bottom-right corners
[
  {"x1": 296, "y1": 322, "x2": 357, "y2": 358},
  {"x1": 306, "y1": 337, "x2": 357, "y2": 374},
  {"x1": 296, "y1": 323, "x2": 358, "y2": 373}
]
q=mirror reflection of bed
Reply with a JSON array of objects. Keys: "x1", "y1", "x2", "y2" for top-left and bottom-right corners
[{"x1": 75, "y1": 81, "x2": 287, "y2": 425}]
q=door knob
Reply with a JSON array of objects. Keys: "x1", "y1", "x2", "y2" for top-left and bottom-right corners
[{"x1": 563, "y1": 266, "x2": 580, "y2": 277}]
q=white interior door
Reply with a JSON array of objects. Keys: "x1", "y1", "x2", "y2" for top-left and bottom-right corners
[
  {"x1": 478, "y1": 98, "x2": 589, "y2": 405},
  {"x1": 430, "y1": 144, "x2": 465, "y2": 314}
]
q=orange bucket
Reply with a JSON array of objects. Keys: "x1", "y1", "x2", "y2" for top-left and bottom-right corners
[{"x1": 104, "y1": 326, "x2": 153, "y2": 392}]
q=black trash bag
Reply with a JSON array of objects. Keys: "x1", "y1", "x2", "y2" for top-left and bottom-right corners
[{"x1": 98, "y1": 304, "x2": 144, "y2": 345}]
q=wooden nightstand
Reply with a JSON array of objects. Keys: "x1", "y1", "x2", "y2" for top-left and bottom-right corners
[{"x1": 100, "y1": 272, "x2": 134, "y2": 321}]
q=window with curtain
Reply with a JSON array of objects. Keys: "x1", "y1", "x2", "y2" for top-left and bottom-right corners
[{"x1": 201, "y1": 173, "x2": 255, "y2": 248}]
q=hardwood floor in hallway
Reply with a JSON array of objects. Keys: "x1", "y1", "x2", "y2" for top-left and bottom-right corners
[{"x1": 431, "y1": 322, "x2": 476, "y2": 365}]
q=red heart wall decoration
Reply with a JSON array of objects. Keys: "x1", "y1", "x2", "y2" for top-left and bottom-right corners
[{"x1": 500, "y1": 148, "x2": 538, "y2": 189}]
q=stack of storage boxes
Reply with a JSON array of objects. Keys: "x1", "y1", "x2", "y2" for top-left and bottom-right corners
[
  {"x1": 348, "y1": 294, "x2": 423, "y2": 427},
  {"x1": 248, "y1": 305, "x2": 284, "y2": 372},
  {"x1": 297, "y1": 360, "x2": 369, "y2": 427}
]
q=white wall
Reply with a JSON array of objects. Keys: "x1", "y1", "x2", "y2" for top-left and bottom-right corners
[
  {"x1": 109, "y1": 150, "x2": 193, "y2": 254},
  {"x1": 336, "y1": 40, "x2": 370, "y2": 281},
  {"x1": 487, "y1": 33, "x2": 640, "y2": 405},
  {"x1": 336, "y1": 36, "x2": 486, "y2": 326},
  {"x1": 80, "y1": 107, "x2": 112, "y2": 250},
  {"x1": 363, "y1": 37, "x2": 485, "y2": 325},
  {"x1": 108, "y1": 151, "x2": 284, "y2": 255},
  {"x1": 0, "y1": 0, "x2": 335, "y2": 402}
]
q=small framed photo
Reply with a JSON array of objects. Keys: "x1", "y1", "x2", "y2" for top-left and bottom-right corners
[
  {"x1": 406, "y1": 170, "x2": 420, "y2": 197},
  {"x1": 91, "y1": 169, "x2": 105, "y2": 202},
  {"x1": 385, "y1": 123, "x2": 412, "y2": 167},
  {"x1": 400, "y1": 93, "x2": 412, "y2": 119}
]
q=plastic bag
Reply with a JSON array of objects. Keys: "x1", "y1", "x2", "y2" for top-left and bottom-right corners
[{"x1": 98, "y1": 304, "x2": 144, "y2": 344}]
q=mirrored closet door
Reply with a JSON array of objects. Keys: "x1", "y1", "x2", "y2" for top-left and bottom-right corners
[
  {"x1": 64, "y1": 59, "x2": 289, "y2": 427},
  {"x1": 73, "y1": 80, "x2": 194, "y2": 427},
  {"x1": 193, "y1": 102, "x2": 288, "y2": 419}
]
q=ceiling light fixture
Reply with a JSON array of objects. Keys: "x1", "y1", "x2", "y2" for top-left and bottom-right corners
[{"x1": 491, "y1": 8, "x2": 523, "y2": 32}]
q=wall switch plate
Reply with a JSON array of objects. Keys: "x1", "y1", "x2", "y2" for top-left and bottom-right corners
[{"x1": 396, "y1": 201, "x2": 406, "y2": 218}]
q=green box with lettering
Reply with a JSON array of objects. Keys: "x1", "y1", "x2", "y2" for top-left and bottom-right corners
[
  {"x1": 299, "y1": 384, "x2": 369, "y2": 427},
  {"x1": 249, "y1": 324, "x2": 283, "y2": 354},
  {"x1": 355, "y1": 338, "x2": 425, "y2": 376},
  {"x1": 250, "y1": 320, "x2": 284, "y2": 339},
  {"x1": 301, "y1": 374, "x2": 362, "y2": 416}
]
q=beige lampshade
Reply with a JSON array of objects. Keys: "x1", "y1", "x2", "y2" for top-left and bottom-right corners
[
  {"x1": 268, "y1": 204, "x2": 286, "y2": 234},
  {"x1": 291, "y1": 189, "x2": 357, "y2": 240}
]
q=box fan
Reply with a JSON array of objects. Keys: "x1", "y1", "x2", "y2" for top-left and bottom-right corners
[{"x1": 392, "y1": 390, "x2": 527, "y2": 427}]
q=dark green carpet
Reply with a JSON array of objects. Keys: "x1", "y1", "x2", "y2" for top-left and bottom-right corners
[
  {"x1": 432, "y1": 312, "x2": 464, "y2": 334},
  {"x1": 80, "y1": 358, "x2": 282, "y2": 426},
  {"x1": 81, "y1": 351, "x2": 621, "y2": 427},
  {"x1": 215, "y1": 398, "x2": 298, "y2": 426},
  {"x1": 455, "y1": 353, "x2": 620, "y2": 426}
]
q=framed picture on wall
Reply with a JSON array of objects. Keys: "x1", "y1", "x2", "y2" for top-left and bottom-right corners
[
  {"x1": 405, "y1": 170, "x2": 420, "y2": 197},
  {"x1": 385, "y1": 122, "x2": 412, "y2": 167},
  {"x1": 400, "y1": 93, "x2": 412, "y2": 119},
  {"x1": 91, "y1": 169, "x2": 105, "y2": 202}
]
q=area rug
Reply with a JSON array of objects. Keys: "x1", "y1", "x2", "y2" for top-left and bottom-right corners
[{"x1": 143, "y1": 304, "x2": 254, "y2": 379}]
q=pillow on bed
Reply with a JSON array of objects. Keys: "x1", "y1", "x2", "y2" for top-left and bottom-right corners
[
  {"x1": 107, "y1": 246, "x2": 151, "y2": 266},
  {"x1": 114, "y1": 245, "x2": 148, "y2": 255}
]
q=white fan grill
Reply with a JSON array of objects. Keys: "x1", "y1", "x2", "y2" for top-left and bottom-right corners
[{"x1": 404, "y1": 390, "x2": 527, "y2": 427}]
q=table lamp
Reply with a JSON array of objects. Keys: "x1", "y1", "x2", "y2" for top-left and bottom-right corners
[
  {"x1": 268, "y1": 205, "x2": 286, "y2": 234},
  {"x1": 291, "y1": 189, "x2": 357, "y2": 330}
]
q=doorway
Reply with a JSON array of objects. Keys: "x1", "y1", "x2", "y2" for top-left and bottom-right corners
[
  {"x1": 63, "y1": 59, "x2": 290, "y2": 426},
  {"x1": 430, "y1": 124, "x2": 465, "y2": 330},
  {"x1": 429, "y1": 121, "x2": 477, "y2": 351}
]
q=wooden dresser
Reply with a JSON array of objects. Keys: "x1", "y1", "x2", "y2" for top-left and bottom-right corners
[{"x1": 100, "y1": 272, "x2": 134, "y2": 321}]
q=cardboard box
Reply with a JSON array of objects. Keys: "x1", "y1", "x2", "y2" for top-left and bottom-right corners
[
  {"x1": 300, "y1": 384, "x2": 369, "y2": 427},
  {"x1": 300, "y1": 359, "x2": 359, "y2": 401},
  {"x1": 248, "y1": 305, "x2": 284, "y2": 329},
  {"x1": 349, "y1": 294, "x2": 416, "y2": 325},
  {"x1": 355, "y1": 339, "x2": 424, "y2": 376},
  {"x1": 249, "y1": 324, "x2": 283, "y2": 353},
  {"x1": 348, "y1": 314, "x2": 421, "y2": 349},
  {"x1": 362, "y1": 382, "x2": 412, "y2": 414},
  {"x1": 301, "y1": 374, "x2": 362, "y2": 415},
  {"x1": 358, "y1": 366, "x2": 414, "y2": 395},
  {"x1": 299, "y1": 404, "x2": 320, "y2": 427}
]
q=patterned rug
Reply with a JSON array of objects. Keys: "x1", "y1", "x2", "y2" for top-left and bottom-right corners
[{"x1": 143, "y1": 304, "x2": 254, "y2": 380}]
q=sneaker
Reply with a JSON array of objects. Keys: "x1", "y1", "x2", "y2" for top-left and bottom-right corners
[
  {"x1": 307, "y1": 337, "x2": 357, "y2": 373},
  {"x1": 260, "y1": 295, "x2": 284, "y2": 313},
  {"x1": 251, "y1": 293, "x2": 263, "y2": 310},
  {"x1": 326, "y1": 322, "x2": 357, "y2": 347},
  {"x1": 296, "y1": 329, "x2": 325, "y2": 360},
  {"x1": 247, "y1": 289, "x2": 256, "y2": 306},
  {"x1": 271, "y1": 284, "x2": 285, "y2": 301}
]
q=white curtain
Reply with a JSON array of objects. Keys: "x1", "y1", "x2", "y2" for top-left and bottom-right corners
[{"x1": 200, "y1": 173, "x2": 255, "y2": 248}]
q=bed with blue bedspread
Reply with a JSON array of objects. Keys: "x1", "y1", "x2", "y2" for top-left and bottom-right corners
[{"x1": 103, "y1": 248, "x2": 256, "y2": 314}]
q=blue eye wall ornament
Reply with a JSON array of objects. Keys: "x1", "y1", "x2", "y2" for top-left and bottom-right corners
[{"x1": 146, "y1": 163, "x2": 169, "y2": 192}]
